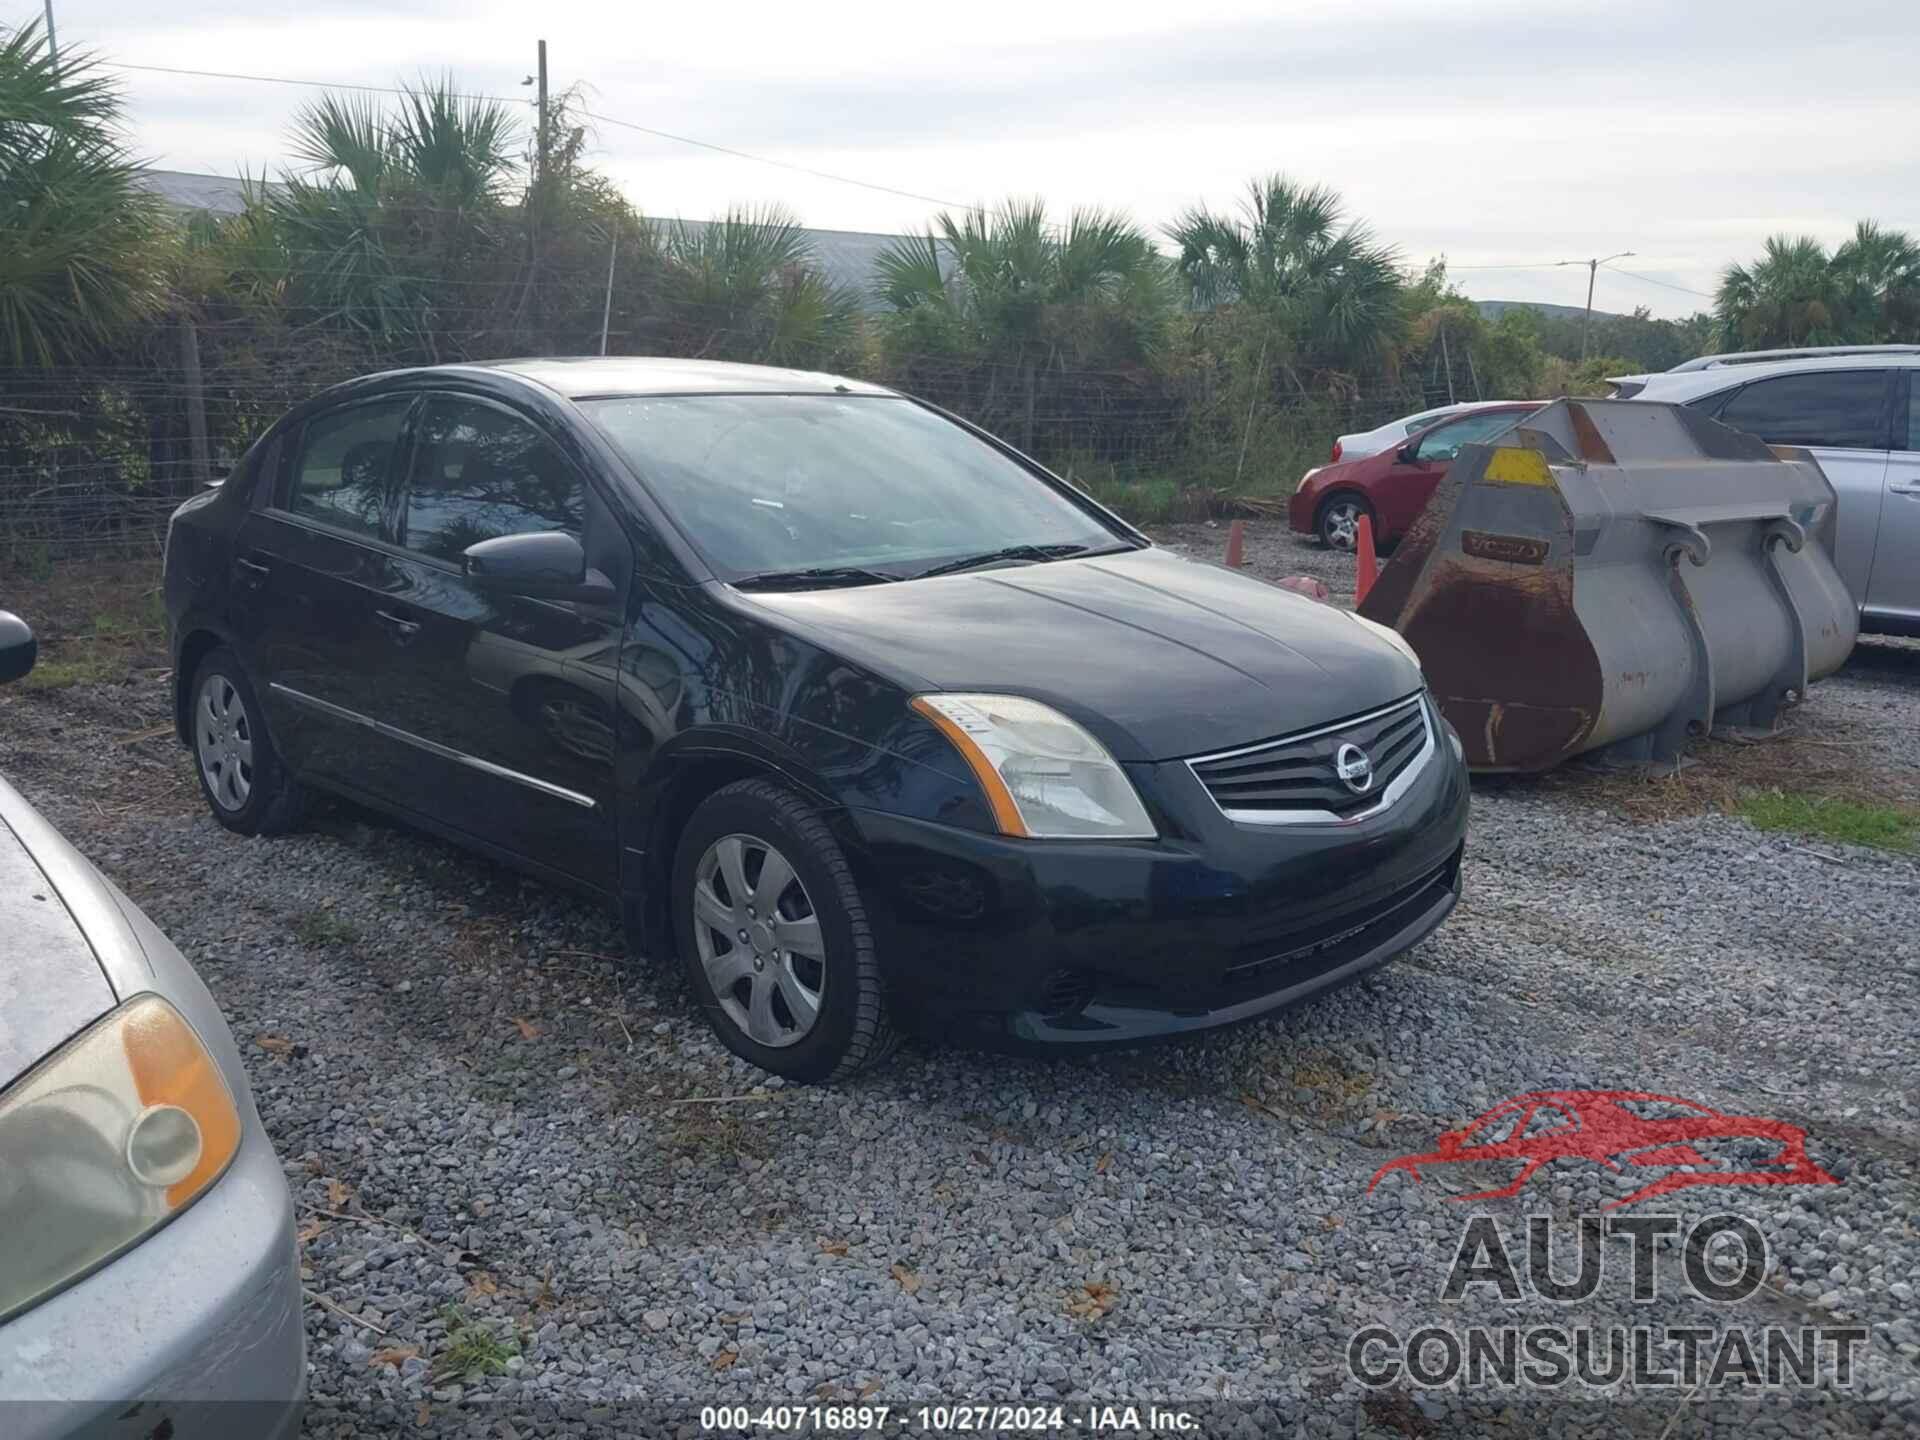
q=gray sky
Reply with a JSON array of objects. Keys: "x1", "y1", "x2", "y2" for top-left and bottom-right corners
[{"x1": 54, "y1": 0, "x2": 1920, "y2": 320}]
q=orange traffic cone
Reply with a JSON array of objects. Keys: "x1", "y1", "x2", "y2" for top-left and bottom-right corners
[
  {"x1": 1225, "y1": 518, "x2": 1246, "y2": 568},
  {"x1": 1354, "y1": 513, "x2": 1379, "y2": 606}
]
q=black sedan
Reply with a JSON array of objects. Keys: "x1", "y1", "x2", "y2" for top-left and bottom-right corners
[{"x1": 163, "y1": 359, "x2": 1469, "y2": 1082}]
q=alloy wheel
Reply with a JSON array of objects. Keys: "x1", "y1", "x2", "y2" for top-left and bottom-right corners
[
  {"x1": 1322, "y1": 499, "x2": 1364, "y2": 551},
  {"x1": 194, "y1": 671, "x2": 254, "y2": 811},
  {"x1": 691, "y1": 833, "x2": 825, "y2": 1048}
]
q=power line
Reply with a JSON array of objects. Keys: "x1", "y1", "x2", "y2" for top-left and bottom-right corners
[
  {"x1": 1603, "y1": 264, "x2": 1717, "y2": 300},
  {"x1": 1441, "y1": 261, "x2": 1576, "y2": 272},
  {"x1": 101, "y1": 60, "x2": 983, "y2": 217}
]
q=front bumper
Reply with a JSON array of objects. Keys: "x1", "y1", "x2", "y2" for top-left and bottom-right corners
[
  {"x1": 1287, "y1": 481, "x2": 1318, "y2": 535},
  {"x1": 846, "y1": 716, "x2": 1470, "y2": 1050},
  {"x1": 0, "y1": 1123, "x2": 306, "y2": 1440}
]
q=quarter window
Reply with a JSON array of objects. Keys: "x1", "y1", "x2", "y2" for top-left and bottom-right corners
[
  {"x1": 400, "y1": 398, "x2": 586, "y2": 564},
  {"x1": 1713, "y1": 370, "x2": 1889, "y2": 450},
  {"x1": 289, "y1": 399, "x2": 411, "y2": 538}
]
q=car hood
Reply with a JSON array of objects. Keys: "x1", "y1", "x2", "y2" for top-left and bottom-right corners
[
  {"x1": 734, "y1": 546, "x2": 1422, "y2": 761},
  {"x1": 1300, "y1": 450, "x2": 1396, "y2": 492},
  {"x1": 0, "y1": 810, "x2": 117, "y2": 1087}
]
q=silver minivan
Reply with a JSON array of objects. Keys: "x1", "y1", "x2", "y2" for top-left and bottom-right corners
[{"x1": 1618, "y1": 354, "x2": 1920, "y2": 636}]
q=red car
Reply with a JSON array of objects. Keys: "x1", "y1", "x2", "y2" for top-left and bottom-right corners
[
  {"x1": 1288, "y1": 402, "x2": 1540, "y2": 550},
  {"x1": 1367, "y1": 1089, "x2": 1839, "y2": 1211}
]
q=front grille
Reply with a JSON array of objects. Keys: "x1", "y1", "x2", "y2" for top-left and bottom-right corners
[{"x1": 1188, "y1": 693, "x2": 1432, "y2": 823}]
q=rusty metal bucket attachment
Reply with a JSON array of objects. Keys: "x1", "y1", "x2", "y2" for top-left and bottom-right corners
[{"x1": 1356, "y1": 398, "x2": 1857, "y2": 773}]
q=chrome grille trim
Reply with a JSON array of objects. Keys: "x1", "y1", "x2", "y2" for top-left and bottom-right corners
[{"x1": 1186, "y1": 692, "x2": 1436, "y2": 827}]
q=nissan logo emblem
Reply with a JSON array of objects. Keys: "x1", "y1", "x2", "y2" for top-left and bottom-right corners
[{"x1": 1334, "y1": 743, "x2": 1375, "y2": 795}]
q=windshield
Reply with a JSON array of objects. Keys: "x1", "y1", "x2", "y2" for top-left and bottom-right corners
[{"x1": 583, "y1": 394, "x2": 1129, "y2": 582}]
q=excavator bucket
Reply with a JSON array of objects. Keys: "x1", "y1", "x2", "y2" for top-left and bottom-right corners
[{"x1": 1357, "y1": 398, "x2": 1857, "y2": 773}]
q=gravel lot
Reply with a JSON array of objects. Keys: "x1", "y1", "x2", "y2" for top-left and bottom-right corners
[{"x1": 3, "y1": 524, "x2": 1916, "y2": 1436}]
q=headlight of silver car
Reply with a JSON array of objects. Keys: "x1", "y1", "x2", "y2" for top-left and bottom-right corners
[
  {"x1": 0, "y1": 994, "x2": 242, "y2": 1323},
  {"x1": 912, "y1": 693, "x2": 1156, "y2": 839}
]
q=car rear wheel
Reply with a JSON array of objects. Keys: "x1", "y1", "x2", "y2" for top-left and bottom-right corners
[
  {"x1": 1316, "y1": 493, "x2": 1374, "y2": 551},
  {"x1": 673, "y1": 778, "x2": 897, "y2": 1084},
  {"x1": 189, "y1": 649, "x2": 306, "y2": 836}
]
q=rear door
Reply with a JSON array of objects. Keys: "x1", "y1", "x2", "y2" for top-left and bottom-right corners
[
  {"x1": 232, "y1": 395, "x2": 416, "y2": 782},
  {"x1": 1866, "y1": 370, "x2": 1920, "y2": 626},
  {"x1": 372, "y1": 392, "x2": 630, "y2": 888},
  {"x1": 1709, "y1": 368, "x2": 1893, "y2": 606}
]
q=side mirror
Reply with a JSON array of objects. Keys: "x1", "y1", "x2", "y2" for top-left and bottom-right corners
[
  {"x1": 0, "y1": 611, "x2": 37, "y2": 685},
  {"x1": 464, "y1": 532, "x2": 616, "y2": 604},
  {"x1": 1396, "y1": 443, "x2": 1419, "y2": 465}
]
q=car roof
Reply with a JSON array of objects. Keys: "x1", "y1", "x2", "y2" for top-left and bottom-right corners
[
  {"x1": 1630, "y1": 351, "x2": 1920, "y2": 401},
  {"x1": 1397, "y1": 399, "x2": 1531, "y2": 422},
  {"x1": 1670, "y1": 343, "x2": 1920, "y2": 371},
  {"x1": 1407, "y1": 401, "x2": 1540, "y2": 431},
  {"x1": 458, "y1": 356, "x2": 898, "y2": 400}
]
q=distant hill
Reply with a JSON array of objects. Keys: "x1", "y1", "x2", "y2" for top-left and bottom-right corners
[{"x1": 1475, "y1": 299, "x2": 1628, "y2": 323}]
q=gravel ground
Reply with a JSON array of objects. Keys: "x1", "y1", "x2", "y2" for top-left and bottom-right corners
[{"x1": 3, "y1": 525, "x2": 1917, "y2": 1437}]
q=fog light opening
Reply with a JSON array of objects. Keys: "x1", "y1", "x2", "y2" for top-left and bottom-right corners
[{"x1": 1039, "y1": 970, "x2": 1096, "y2": 1020}]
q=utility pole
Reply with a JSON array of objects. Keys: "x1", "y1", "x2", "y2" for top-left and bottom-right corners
[
  {"x1": 599, "y1": 230, "x2": 618, "y2": 355},
  {"x1": 535, "y1": 40, "x2": 548, "y2": 188},
  {"x1": 42, "y1": 0, "x2": 59, "y2": 68},
  {"x1": 1561, "y1": 251, "x2": 1635, "y2": 361},
  {"x1": 516, "y1": 40, "x2": 550, "y2": 339}
]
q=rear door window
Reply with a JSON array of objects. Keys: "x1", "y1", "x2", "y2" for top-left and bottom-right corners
[
  {"x1": 1905, "y1": 375, "x2": 1920, "y2": 452},
  {"x1": 399, "y1": 397, "x2": 587, "y2": 565},
  {"x1": 1713, "y1": 370, "x2": 1891, "y2": 450},
  {"x1": 288, "y1": 398, "x2": 412, "y2": 538}
]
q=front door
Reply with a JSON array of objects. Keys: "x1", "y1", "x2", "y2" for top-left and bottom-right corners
[
  {"x1": 367, "y1": 392, "x2": 631, "y2": 890},
  {"x1": 1385, "y1": 409, "x2": 1529, "y2": 541},
  {"x1": 1710, "y1": 368, "x2": 1894, "y2": 607},
  {"x1": 1866, "y1": 372, "x2": 1920, "y2": 627}
]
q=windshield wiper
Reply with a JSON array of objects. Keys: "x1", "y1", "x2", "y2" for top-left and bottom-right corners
[
  {"x1": 912, "y1": 542, "x2": 1104, "y2": 580},
  {"x1": 730, "y1": 566, "x2": 901, "y2": 592}
]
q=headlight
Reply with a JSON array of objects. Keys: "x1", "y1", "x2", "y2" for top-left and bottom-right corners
[
  {"x1": 911, "y1": 693, "x2": 1156, "y2": 839},
  {"x1": 1348, "y1": 611, "x2": 1423, "y2": 671},
  {"x1": 0, "y1": 995, "x2": 242, "y2": 1323}
]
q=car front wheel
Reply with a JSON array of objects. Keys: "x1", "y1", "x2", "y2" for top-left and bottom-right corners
[
  {"x1": 1317, "y1": 493, "x2": 1374, "y2": 551},
  {"x1": 189, "y1": 649, "x2": 307, "y2": 836},
  {"x1": 672, "y1": 778, "x2": 897, "y2": 1084}
]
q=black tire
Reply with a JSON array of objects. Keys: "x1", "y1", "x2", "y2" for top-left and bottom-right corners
[
  {"x1": 187, "y1": 648, "x2": 307, "y2": 836},
  {"x1": 672, "y1": 777, "x2": 897, "y2": 1084},
  {"x1": 1316, "y1": 492, "x2": 1375, "y2": 552}
]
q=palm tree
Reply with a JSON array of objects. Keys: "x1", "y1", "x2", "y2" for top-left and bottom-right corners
[
  {"x1": 1831, "y1": 221, "x2": 1920, "y2": 343},
  {"x1": 236, "y1": 79, "x2": 522, "y2": 357},
  {"x1": 1167, "y1": 175, "x2": 1404, "y2": 379},
  {"x1": 1715, "y1": 235, "x2": 1849, "y2": 351},
  {"x1": 874, "y1": 200, "x2": 1174, "y2": 446},
  {"x1": 658, "y1": 206, "x2": 862, "y2": 367},
  {"x1": 0, "y1": 22, "x2": 168, "y2": 367}
]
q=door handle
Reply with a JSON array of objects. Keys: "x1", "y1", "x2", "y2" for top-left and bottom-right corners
[
  {"x1": 234, "y1": 556, "x2": 271, "y2": 585},
  {"x1": 1890, "y1": 482, "x2": 1920, "y2": 497},
  {"x1": 374, "y1": 609, "x2": 421, "y2": 640}
]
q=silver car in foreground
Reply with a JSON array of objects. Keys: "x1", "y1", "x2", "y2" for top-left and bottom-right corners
[
  {"x1": 1618, "y1": 354, "x2": 1920, "y2": 636},
  {"x1": 0, "y1": 613, "x2": 305, "y2": 1438}
]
